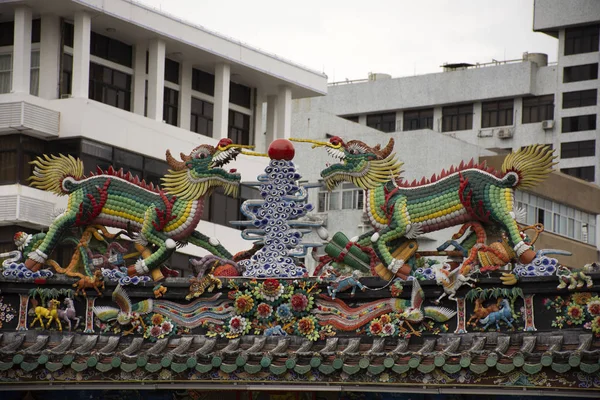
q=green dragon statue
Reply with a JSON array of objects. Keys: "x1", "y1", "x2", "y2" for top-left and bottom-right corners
[
  {"x1": 24, "y1": 138, "x2": 250, "y2": 281},
  {"x1": 297, "y1": 136, "x2": 555, "y2": 279}
]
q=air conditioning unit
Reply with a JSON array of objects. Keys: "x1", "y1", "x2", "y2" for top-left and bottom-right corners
[
  {"x1": 496, "y1": 128, "x2": 514, "y2": 139},
  {"x1": 542, "y1": 120, "x2": 555, "y2": 130}
]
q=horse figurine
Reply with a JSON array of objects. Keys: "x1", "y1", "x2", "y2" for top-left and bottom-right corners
[
  {"x1": 479, "y1": 298, "x2": 514, "y2": 330},
  {"x1": 57, "y1": 297, "x2": 80, "y2": 332},
  {"x1": 432, "y1": 263, "x2": 478, "y2": 304},
  {"x1": 327, "y1": 270, "x2": 366, "y2": 300},
  {"x1": 467, "y1": 297, "x2": 501, "y2": 327},
  {"x1": 30, "y1": 298, "x2": 62, "y2": 331},
  {"x1": 73, "y1": 269, "x2": 105, "y2": 297}
]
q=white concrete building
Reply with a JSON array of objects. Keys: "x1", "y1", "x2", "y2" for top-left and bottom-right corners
[
  {"x1": 292, "y1": 0, "x2": 600, "y2": 266},
  {"x1": 0, "y1": 0, "x2": 327, "y2": 274}
]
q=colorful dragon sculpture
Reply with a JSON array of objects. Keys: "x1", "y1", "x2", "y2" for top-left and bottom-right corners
[
  {"x1": 297, "y1": 136, "x2": 555, "y2": 279},
  {"x1": 24, "y1": 138, "x2": 250, "y2": 281}
]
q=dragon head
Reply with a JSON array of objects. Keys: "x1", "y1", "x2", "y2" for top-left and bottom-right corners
[
  {"x1": 162, "y1": 138, "x2": 252, "y2": 200},
  {"x1": 292, "y1": 136, "x2": 402, "y2": 191}
]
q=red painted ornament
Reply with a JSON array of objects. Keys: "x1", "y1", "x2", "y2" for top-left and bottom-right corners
[{"x1": 268, "y1": 139, "x2": 295, "y2": 160}]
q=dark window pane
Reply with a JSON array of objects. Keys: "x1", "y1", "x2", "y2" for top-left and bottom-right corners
[
  {"x1": 163, "y1": 87, "x2": 179, "y2": 126},
  {"x1": 565, "y1": 25, "x2": 599, "y2": 56},
  {"x1": 343, "y1": 116, "x2": 359, "y2": 123},
  {"x1": 561, "y1": 166, "x2": 595, "y2": 182},
  {"x1": 403, "y1": 108, "x2": 433, "y2": 131},
  {"x1": 564, "y1": 63, "x2": 598, "y2": 83},
  {"x1": 165, "y1": 58, "x2": 180, "y2": 84},
  {"x1": 88, "y1": 62, "x2": 132, "y2": 111},
  {"x1": 191, "y1": 98, "x2": 214, "y2": 137},
  {"x1": 522, "y1": 95, "x2": 554, "y2": 123},
  {"x1": 230, "y1": 81, "x2": 251, "y2": 108},
  {"x1": 192, "y1": 68, "x2": 215, "y2": 96},
  {"x1": 562, "y1": 89, "x2": 598, "y2": 109},
  {"x1": 0, "y1": 21, "x2": 14, "y2": 47},
  {"x1": 90, "y1": 31, "x2": 132, "y2": 67},
  {"x1": 228, "y1": 110, "x2": 250, "y2": 145},
  {"x1": 560, "y1": 140, "x2": 596, "y2": 159},
  {"x1": 442, "y1": 104, "x2": 473, "y2": 132},
  {"x1": 31, "y1": 18, "x2": 40, "y2": 43},
  {"x1": 562, "y1": 114, "x2": 596, "y2": 133},
  {"x1": 367, "y1": 112, "x2": 396, "y2": 132},
  {"x1": 482, "y1": 100, "x2": 514, "y2": 128},
  {"x1": 63, "y1": 22, "x2": 74, "y2": 47}
]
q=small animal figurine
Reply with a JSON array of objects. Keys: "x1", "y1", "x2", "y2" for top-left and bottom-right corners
[
  {"x1": 73, "y1": 269, "x2": 105, "y2": 297},
  {"x1": 186, "y1": 274, "x2": 223, "y2": 300},
  {"x1": 57, "y1": 297, "x2": 80, "y2": 331},
  {"x1": 556, "y1": 265, "x2": 594, "y2": 290},
  {"x1": 327, "y1": 270, "x2": 366, "y2": 300},
  {"x1": 153, "y1": 284, "x2": 167, "y2": 298},
  {"x1": 432, "y1": 263, "x2": 478, "y2": 304},
  {"x1": 479, "y1": 298, "x2": 514, "y2": 330},
  {"x1": 467, "y1": 297, "x2": 501, "y2": 327},
  {"x1": 30, "y1": 298, "x2": 62, "y2": 331}
]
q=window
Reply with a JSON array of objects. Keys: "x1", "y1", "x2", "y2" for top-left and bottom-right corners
[
  {"x1": 562, "y1": 114, "x2": 596, "y2": 133},
  {"x1": 367, "y1": 112, "x2": 396, "y2": 132},
  {"x1": 113, "y1": 148, "x2": 143, "y2": 178},
  {"x1": 565, "y1": 25, "x2": 599, "y2": 56},
  {"x1": 89, "y1": 62, "x2": 132, "y2": 111},
  {"x1": 192, "y1": 68, "x2": 215, "y2": 96},
  {"x1": 0, "y1": 135, "x2": 47, "y2": 185},
  {"x1": 403, "y1": 108, "x2": 433, "y2": 131},
  {"x1": 164, "y1": 58, "x2": 180, "y2": 84},
  {"x1": 561, "y1": 166, "x2": 595, "y2": 182},
  {"x1": 230, "y1": 81, "x2": 251, "y2": 108},
  {"x1": 563, "y1": 63, "x2": 598, "y2": 83},
  {"x1": 563, "y1": 89, "x2": 597, "y2": 109},
  {"x1": 204, "y1": 184, "x2": 260, "y2": 229},
  {"x1": 191, "y1": 98, "x2": 214, "y2": 137},
  {"x1": 63, "y1": 22, "x2": 74, "y2": 48},
  {"x1": 163, "y1": 87, "x2": 179, "y2": 126},
  {"x1": 560, "y1": 140, "x2": 595, "y2": 159},
  {"x1": 0, "y1": 54, "x2": 12, "y2": 94},
  {"x1": 228, "y1": 110, "x2": 250, "y2": 145},
  {"x1": 343, "y1": 116, "x2": 359, "y2": 123},
  {"x1": 515, "y1": 191, "x2": 596, "y2": 245},
  {"x1": 32, "y1": 18, "x2": 40, "y2": 43},
  {"x1": 0, "y1": 21, "x2": 13, "y2": 47},
  {"x1": 90, "y1": 31, "x2": 132, "y2": 67},
  {"x1": 30, "y1": 50, "x2": 39, "y2": 96},
  {"x1": 60, "y1": 53, "x2": 73, "y2": 97},
  {"x1": 442, "y1": 104, "x2": 473, "y2": 132},
  {"x1": 522, "y1": 95, "x2": 554, "y2": 123},
  {"x1": 318, "y1": 183, "x2": 364, "y2": 212},
  {"x1": 481, "y1": 100, "x2": 514, "y2": 128}
]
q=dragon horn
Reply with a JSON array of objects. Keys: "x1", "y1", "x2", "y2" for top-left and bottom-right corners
[
  {"x1": 379, "y1": 138, "x2": 395, "y2": 159},
  {"x1": 165, "y1": 150, "x2": 187, "y2": 171}
]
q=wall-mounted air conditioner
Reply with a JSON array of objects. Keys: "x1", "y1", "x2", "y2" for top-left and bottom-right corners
[
  {"x1": 542, "y1": 120, "x2": 555, "y2": 130},
  {"x1": 497, "y1": 128, "x2": 514, "y2": 139}
]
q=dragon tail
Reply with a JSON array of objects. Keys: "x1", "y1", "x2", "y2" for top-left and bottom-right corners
[
  {"x1": 479, "y1": 315, "x2": 489, "y2": 325},
  {"x1": 501, "y1": 145, "x2": 556, "y2": 189},
  {"x1": 28, "y1": 154, "x2": 84, "y2": 195}
]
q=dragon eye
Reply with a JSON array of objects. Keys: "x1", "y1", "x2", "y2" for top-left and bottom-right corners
[{"x1": 191, "y1": 147, "x2": 211, "y2": 160}]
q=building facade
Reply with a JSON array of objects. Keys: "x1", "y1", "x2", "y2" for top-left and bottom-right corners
[
  {"x1": 292, "y1": 0, "x2": 600, "y2": 268},
  {"x1": 0, "y1": 0, "x2": 327, "y2": 274}
]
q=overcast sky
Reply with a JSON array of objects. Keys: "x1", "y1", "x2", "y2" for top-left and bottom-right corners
[{"x1": 138, "y1": 0, "x2": 558, "y2": 82}]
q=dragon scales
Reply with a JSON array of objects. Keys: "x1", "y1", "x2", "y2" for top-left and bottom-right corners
[
  {"x1": 297, "y1": 136, "x2": 555, "y2": 278},
  {"x1": 24, "y1": 138, "x2": 250, "y2": 281}
]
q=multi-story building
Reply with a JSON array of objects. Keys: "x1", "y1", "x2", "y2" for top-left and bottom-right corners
[
  {"x1": 292, "y1": 0, "x2": 600, "y2": 268},
  {"x1": 0, "y1": 0, "x2": 327, "y2": 274}
]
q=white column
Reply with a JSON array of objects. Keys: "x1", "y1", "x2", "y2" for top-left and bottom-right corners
[
  {"x1": 11, "y1": 6, "x2": 32, "y2": 94},
  {"x1": 179, "y1": 60, "x2": 192, "y2": 130},
  {"x1": 71, "y1": 11, "x2": 91, "y2": 98},
  {"x1": 39, "y1": 14, "x2": 61, "y2": 99},
  {"x1": 433, "y1": 106, "x2": 443, "y2": 132},
  {"x1": 276, "y1": 85, "x2": 292, "y2": 139},
  {"x1": 358, "y1": 115, "x2": 367, "y2": 126},
  {"x1": 213, "y1": 63, "x2": 231, "y2": 139},
  {"x1": 395, "y1": 110, "x2": 403, "y2": 132},
  {"x1": 147, "y1": 38, "x2": 165, "y2": 121},
  {"x1": 252, "y1": 89, "x2": 265, "y2": 151},
  {"x1": 265, "y1": 95, "x2": 277, "y2": 146},
  {"x1": 132, "y1": 43, "x2": 146, "y2": 115}
]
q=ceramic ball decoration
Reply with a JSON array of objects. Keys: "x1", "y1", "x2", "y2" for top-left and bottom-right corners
[{"x1": 268, "y1": 139, "x2": 295, "y2": 160}]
